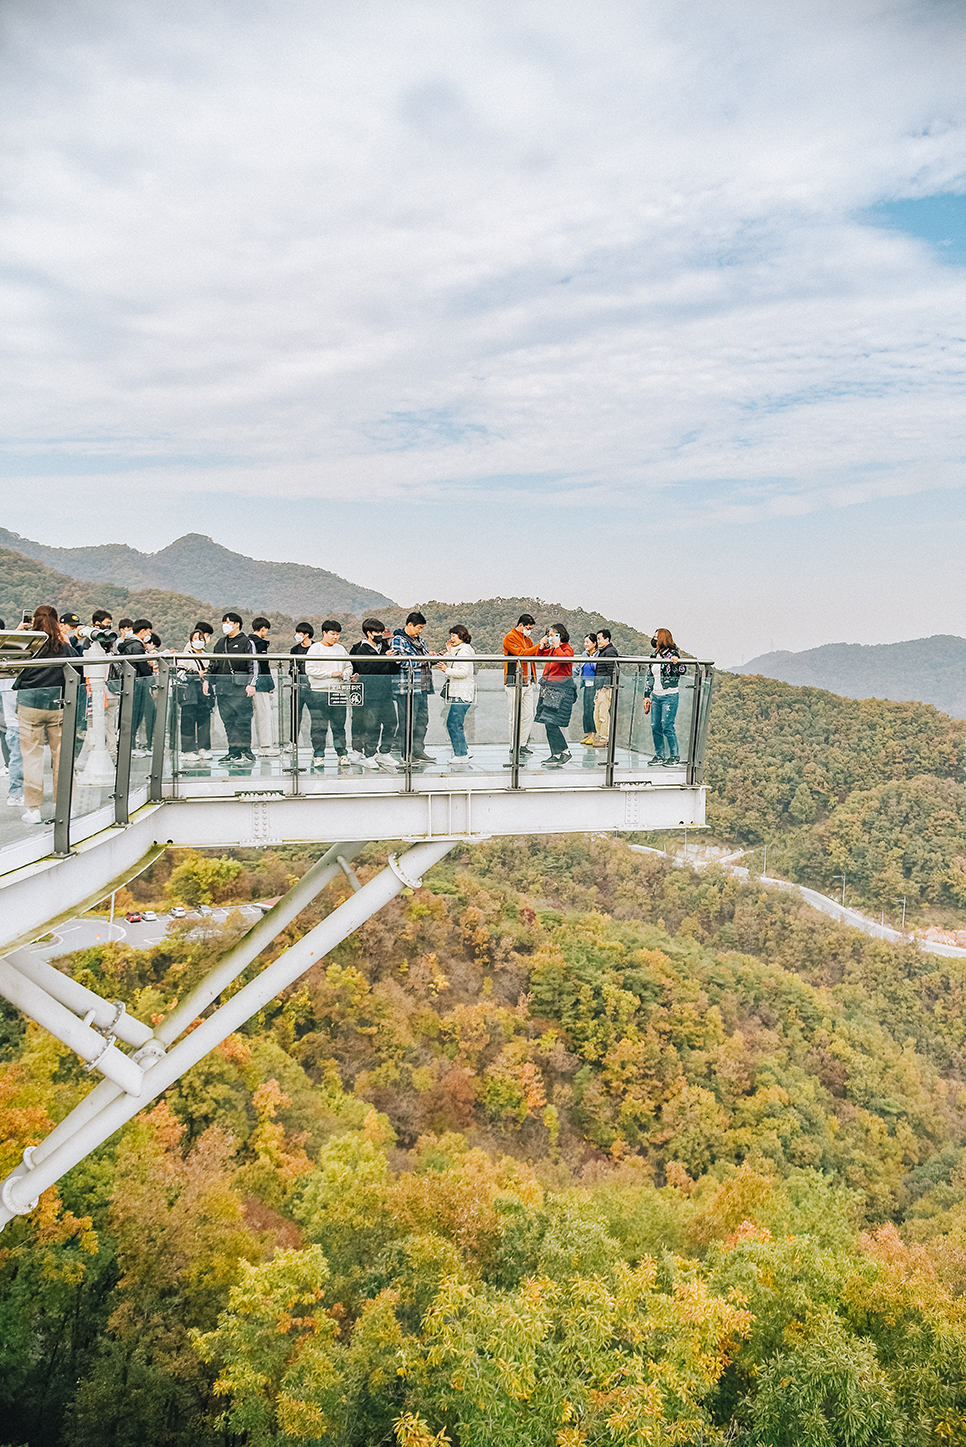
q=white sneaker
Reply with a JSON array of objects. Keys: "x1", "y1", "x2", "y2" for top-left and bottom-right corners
[
  {"x1": 337, "y1": 755, "x2": 351, "y2": 770},
  {"x1": 7, "y1": 793, "x2": 24, "y2": 806},
  {"x1": 0, "y1": 765, "x2": 7, "y2": 777},
  {"x1": 361, "y1": 756, "x2": 379, "y2": 770},
  {"x1": 21, "y1": 808, "x2": 42, "y2": 824},
  {"x1": 198, "y1": 749, "x2": 211, "y2": 758},
  {"x1": 312, "y1": 755, "x2": 326, "y2": 768},
  {"x1": 375, "y1": 754, "x2": 397, "y2": 772},
  {"x1": 347, "y1": 749, "x2": 363, "y2": 762},
  {"x1": 180, "y1": 751, "x2": 198, "y2": 762}
]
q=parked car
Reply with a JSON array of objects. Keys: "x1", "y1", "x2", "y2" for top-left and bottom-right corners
[
  {"x1": 141, "y1": 911, "x2": 157, "y2": 922},
  {"x1": 170, "y1": 906, "x2": 187, "y2": 918},
  {"x1": 124, "y1": 912, "x2": 142, "y2": 923}
]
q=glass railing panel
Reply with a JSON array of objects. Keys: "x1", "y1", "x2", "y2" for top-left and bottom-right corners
[
  {"x1": 69, "y1": 662, "x2": 117, "y2": 836},
  {"x1": 608, "y1": 662, "x2": 694, "y2": 775}
]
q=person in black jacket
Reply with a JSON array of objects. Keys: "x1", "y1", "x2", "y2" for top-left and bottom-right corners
[
  {"x1": 590, "y1": 628, "x2": 619, "y2": 747},
  {"x1": 349, "y1": 619, "x2": 398, "y2": 771},
  {"x1": 289, "y1": 622, "x2": 314, "y2": 753},
  {"x1": 249, "y1": 616, "x2": 278, "y2": 755},
  {"x1": 116, "y1": 617, "x2": 155, "y2": 757},
  {"x1": 208, "y1": 612, "x2": 256, "y2": 764},
  {"x1": 14, "y1": 605, "x2": 70, "y2": 824}
]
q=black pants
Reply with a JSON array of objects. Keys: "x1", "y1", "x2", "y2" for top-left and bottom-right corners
[
  {"x1": 180, "y1": 699, "x2": 212, "y2": 752},
  {"x1": 306, "y1": 692, "x2": 347, "y2": 756},
  {"x1": 394, "y1": 692, "x2": 429, "y2": 756},
  {"x1": 141, "y1": 686, "x2": 156, "y2": 748},
  {"x1": 216, "y1": 685, "x2": 253, "y2": 752},
  {"x1": 292, "y1": 680, "x2": 312, "y2": 746},
  {"x1": 582, "y1": 685, "x2": 596, "y2": 735},
  {"x1": 356, "y1": 694, "x2": 396, "y2": 755}
]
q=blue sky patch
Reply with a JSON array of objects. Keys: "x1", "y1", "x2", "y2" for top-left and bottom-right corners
[{"x1": 864, "y1": 193, "x2": 966, "y2": 265}]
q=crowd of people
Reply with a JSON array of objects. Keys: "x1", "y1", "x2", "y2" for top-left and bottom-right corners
[{"x1": 0, "y1": 606, "x2": 687, "y2": 822}]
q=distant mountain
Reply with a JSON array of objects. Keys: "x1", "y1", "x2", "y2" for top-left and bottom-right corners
[
  {"x1": 0, "y1": 528, "x2": 394, "y2": 616},
  {"x1": 733, "y1": 635, "x2": 966, "y2": 719},
  {"x1": 0, "y1": 549, "x2": 658, "y2": 657}
]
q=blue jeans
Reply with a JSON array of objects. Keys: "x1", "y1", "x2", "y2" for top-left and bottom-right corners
[
  {"x1": 650, "y1": 692, "x2": 679, "y2": 760},
  {"x1": 446, "y1": 701, "x2": 470, "y2": 756}
]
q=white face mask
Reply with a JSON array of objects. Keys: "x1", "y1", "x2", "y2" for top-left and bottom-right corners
[
  {"x1": 522, "y1": 627, "x2": 532, "y2": 637},
  {"x1": 222, "y1": 622, "x2": 233, "y2": 635},
  {"x1": 295, "y1": 634, "x2": 305, "y2": 645}
]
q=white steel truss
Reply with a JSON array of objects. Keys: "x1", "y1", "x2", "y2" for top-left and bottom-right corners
[{"x1": 0, "y1": 837, "x2": 454, "y2": 1228}]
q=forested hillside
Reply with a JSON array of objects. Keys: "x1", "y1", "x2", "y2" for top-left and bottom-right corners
[
  {"x1": 734, "y1": 635, "x2": 966, "y2": 719},
  {"x1": 6, "y1": 836, "x2": 966, "y2": 1445},
  {"x1": 705, "y1": 672, "x2": 966, "y2": 920}
]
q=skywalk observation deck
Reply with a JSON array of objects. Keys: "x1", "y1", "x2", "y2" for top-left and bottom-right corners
[{"x1": 0, "y1": 649, "x2": 712, "y2": 1224}]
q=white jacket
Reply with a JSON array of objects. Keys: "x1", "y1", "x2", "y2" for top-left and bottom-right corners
[
  {"x1": 305, "y1": 641, "x2": 352, "y2": 691},
  {"x1": 439, "y1": 642, "x2": 475, "y2": 703}
]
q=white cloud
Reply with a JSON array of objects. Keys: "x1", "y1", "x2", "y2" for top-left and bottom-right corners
[{"x1": 0, "y1": 0, "x2": 964, "y2": 534}]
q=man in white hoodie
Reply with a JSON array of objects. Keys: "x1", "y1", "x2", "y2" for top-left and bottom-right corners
[{"x1": 304, "y1": 620, "x2": 353, "y2": 769}]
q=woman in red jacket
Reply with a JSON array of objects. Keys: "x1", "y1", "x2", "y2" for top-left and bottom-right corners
[{"x1": 535, "y1": 624, "x2": 576, "y2": 767}]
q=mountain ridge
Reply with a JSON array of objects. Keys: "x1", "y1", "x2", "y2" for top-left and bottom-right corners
[
  {"x1": 0, "y1": 528, "x2": 395, "y2": 616},
  {"x1": 0, "y1": 547, "x2": 656, "y2": 655},
  {"x1": 732, "y1": 633, "x2": 966, "y2": 719}
]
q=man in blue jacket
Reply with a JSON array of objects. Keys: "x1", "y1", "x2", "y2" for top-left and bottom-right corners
[{"x1": 389, "y1": 612, "x2": 435, "y2": 763}]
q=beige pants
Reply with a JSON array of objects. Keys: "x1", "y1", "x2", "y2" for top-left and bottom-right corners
[
  {"x1": 19, "y1": 705, "x2": 62, "y2": 810},
  {"x1": 253, "y1": 690, "x2": 276, "y2": 748},
  {"x1": 505, "y1": 682, "x2": 538, "y2": 749},
  {"x1": 593, "y1": 687, "x2": 613, "y2": 741}
]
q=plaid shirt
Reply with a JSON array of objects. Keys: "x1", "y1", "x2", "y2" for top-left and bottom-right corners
[{"x1": 389, "y1": 629, "x2": 435, "y2": 694}]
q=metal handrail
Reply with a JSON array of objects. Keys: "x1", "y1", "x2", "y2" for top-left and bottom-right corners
[
  {"x1": 4, "y1": 651, "x2": 714, "y2": 668},
  {"x1": 3, "y1": 650, "x2": 715, "y2": 860}
]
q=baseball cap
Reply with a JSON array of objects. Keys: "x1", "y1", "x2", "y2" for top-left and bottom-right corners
[{"x1": 60, "y1": 612, "x2": 81, "y2": 627}]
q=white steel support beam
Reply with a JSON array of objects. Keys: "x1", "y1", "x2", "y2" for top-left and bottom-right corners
[
  {"x1": 0, "y1": 958, "x2": 144, "y2": 1096},
  {"x1": 0, "y1": 839, "x2": 367, "y2": 1207},
  {"x1": 0, "y1": 784, "x2": 703, "y2": 956},
  {"x1": 0, "y1": 838, "x2": 454, "y2": 1227},
  {"x1": 3, "y1": 952, "x2": 154, "y2": 1049}
]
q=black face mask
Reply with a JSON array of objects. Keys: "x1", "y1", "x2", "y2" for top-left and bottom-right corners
[{"x1": 651, "y1": 638, "x2": 658, "y2": 650}]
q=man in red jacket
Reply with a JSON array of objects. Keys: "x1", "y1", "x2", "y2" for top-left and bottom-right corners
[{"x1": 502, "y1": 612, "x2": 540, "y2": 757}]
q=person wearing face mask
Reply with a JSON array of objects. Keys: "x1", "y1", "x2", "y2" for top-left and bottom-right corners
[
  {"x1": 643, "y1": 628, "x2": 687, "y2": 766},
  {"x1": 249, "y1": 617, "x2": 279, "y2": 756},
  {"x1": 534, "y1": 623, "x2": 576, "y2": 768},
  {"x1": 116, "y1": 617, "x2": 155, "y2": 758},
  {"x1": 349, "y1": 619, "x2": 398, "y2": 770},
  {"x1": 577, "y1": 635, "x2": 599, "y2": 745},
  {"x1": 503, "y1": 613, "x2": 540, "y2": 759},
  {"x1": 289, "y1": 622, "x2": 314, "y2": 754},
  {"x1": 177, "y1": 630, "x2": 213, "y2": 762},
  {"x1": 208, "y1": 612, "x2": 256, "y2": 765}
]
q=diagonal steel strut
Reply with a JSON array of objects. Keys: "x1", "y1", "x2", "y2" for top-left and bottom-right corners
[
  {"x1": 0, "y1": 839, "x2": 367, "y2": 1211},
  {"x1": 0, "y1": 837, "x2": 454, "y2": 1227}
]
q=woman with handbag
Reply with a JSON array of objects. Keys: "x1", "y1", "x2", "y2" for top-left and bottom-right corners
[
  {"x1": 14, "y1": 605, "x2": 71, "y2": 824},
  {"x1": 436, "y1": 625, "x2": 476, "y2": 769},
  {"x1": 177, "y1": 630, "x2": 213, "y2": 762},
  {"x1": 643, "y1": 628, "x2": 687, "y2": 765},
  {"x1": 535, "y1": 624, "x2": 576, "y2": 768}
]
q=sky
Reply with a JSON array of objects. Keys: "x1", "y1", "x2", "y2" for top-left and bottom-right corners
[{"x1": 0, "y1": 0, "x2": 964, "y2": 664}]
